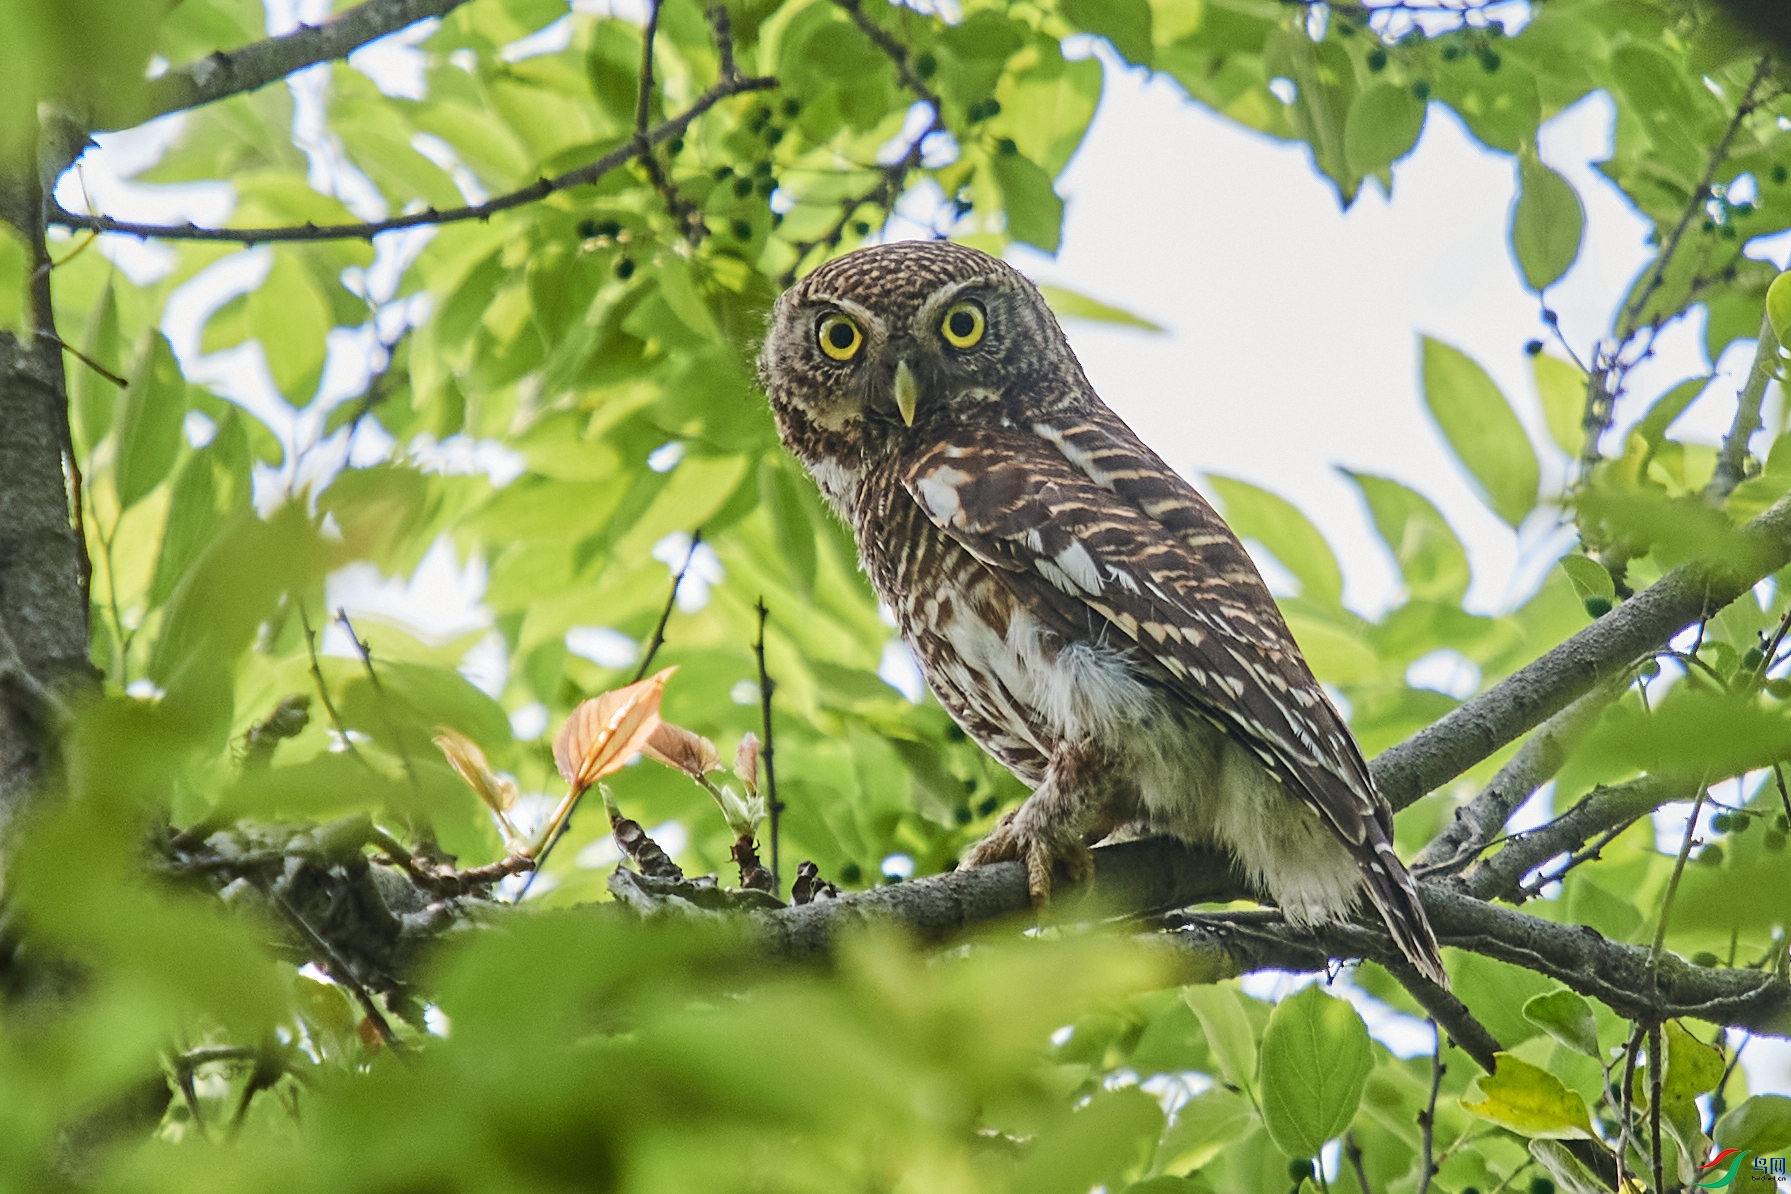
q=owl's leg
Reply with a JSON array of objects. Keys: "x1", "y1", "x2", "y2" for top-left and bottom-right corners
[{"x1": 960, "y1": 741, "x2": 1129, "y2": 905}]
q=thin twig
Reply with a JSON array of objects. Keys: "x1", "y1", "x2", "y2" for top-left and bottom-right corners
[
  {"x1": 1708, "y1": 311, "x2": 1781, "y2": 501},
  {"x1": 297, "y1": 603, "x2": 369, "y2": 767},
  {"x1": 272, "y1": 895, "x2": 404, "y2": 1054},
  {"x1": 1416, "y1": 1022, "x2": 1444, "y2": 1194},
  {"x1": 1342, "y1": 1132, "x2": 1373, "y2": 1194},
  {"x1": 631, "y1": 530, "x2": 701, "y2": 683},
  {"x1": 52, "y1": 71, "x2": 774, "y2": 244},
  {"x1": 334, "y1": 609, "x2": 424, "y2": 807},
  {"x1": 1648, "y1": 1021, "x2": 1665, "y2": 1194},
  {"x1": 1651, "y1": 776, "x2": 1713, "y2": 962},
  {"x1": 1616, "y1": 1021, "x2": 1645, "y2": 1191},
  {"x1": 754, "y1": 597, "x2": 782, "y2": 890},
  {"x1": 42, "y1": 333, "x2": 128, "y2": 389},
  {"x1": 633, "y1": 0, "x2": 703, "y2": 241}
]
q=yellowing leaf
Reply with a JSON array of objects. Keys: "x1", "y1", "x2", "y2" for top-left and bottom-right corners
[{"x1": 1461, "y1": 1052, "x2": 1594, "y2": 1139}]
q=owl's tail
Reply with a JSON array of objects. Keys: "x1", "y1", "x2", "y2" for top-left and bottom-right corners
[{"x1": 1360, "y1": 832, "x2": 1449, "y2": 989}]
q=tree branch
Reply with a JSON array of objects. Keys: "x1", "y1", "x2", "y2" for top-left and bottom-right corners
[
  {"x1": 1412, "y1": 683, "x2": 1618, "y2": 876},
  {"x1": 95, "y1": 0, "x2": 477, "y2": 134},
  {"x1": 51, "y1": 71, "x2": 775, "y2": 244},
  {"x1": 1707, "y1": 311, "x2": 1781, "y2": 501},
  {"x1": 1372, "y1": 488, "x2": 1791, "y2": 812}
]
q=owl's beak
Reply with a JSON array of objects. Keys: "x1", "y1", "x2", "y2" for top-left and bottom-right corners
[{"x1": 893, "y1": 359, "x2": 919, "y2": 427}]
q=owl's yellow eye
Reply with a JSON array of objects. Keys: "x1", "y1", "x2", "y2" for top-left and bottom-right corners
[
  {"x1": 940, "y1": 300, "x2": 986, "y2": 349},
  {"x1": 817, "y1": 313, "x2": 863, "y2": 361}
]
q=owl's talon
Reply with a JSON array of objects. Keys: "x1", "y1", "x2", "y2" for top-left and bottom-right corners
[{"x1": 961, "y1": 815, "x2": 1095, "y2": 906}]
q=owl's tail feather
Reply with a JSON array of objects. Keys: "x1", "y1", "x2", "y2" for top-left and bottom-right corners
[{"x1": 1360, "y1": 835, "x2": 1449, "y2": 990}]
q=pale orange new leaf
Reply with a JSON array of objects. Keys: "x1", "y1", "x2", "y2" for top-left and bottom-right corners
[
  {"x1": 643, "y1": 721, "x2": 720, "y2": 780},
  {"x1": 433, "y1": 727, "x2": 517, "y2": 816},
  {"x1": 552, "y1": 667, "x2": 675, "y2": 796}
]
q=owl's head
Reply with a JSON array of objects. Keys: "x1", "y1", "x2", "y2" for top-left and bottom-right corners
[{"x1": 759, "y1": 241, "x2": 1086, "y2": 477}]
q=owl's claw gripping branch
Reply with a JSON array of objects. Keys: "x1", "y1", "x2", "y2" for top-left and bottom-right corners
[{"x1": 959, "y1": 807, "x2": 1097, "y2": 906}]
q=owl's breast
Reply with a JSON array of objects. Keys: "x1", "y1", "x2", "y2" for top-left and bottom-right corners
[{"x1": 856, "y1": 482, "x2": 1155, "y2": 786}]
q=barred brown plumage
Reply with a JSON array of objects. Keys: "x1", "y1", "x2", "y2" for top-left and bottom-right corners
[{"x1": 758, "y1": 240, "x2": 1448, "y2": 988}]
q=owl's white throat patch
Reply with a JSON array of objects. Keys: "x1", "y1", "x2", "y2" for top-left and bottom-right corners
[{"x1": 808, "y1": 456, "x2": 862, "y2": 518}]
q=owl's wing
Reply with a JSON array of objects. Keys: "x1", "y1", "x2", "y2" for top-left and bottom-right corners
[{"x1": 899, "y1": 411, "x2": 1380, "y2": 849}]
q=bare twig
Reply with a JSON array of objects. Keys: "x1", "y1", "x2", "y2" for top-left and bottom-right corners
[
  {"x1": 1648, "y1": 1021, "x2": 1665, "y2": 1194},
  {"x1": 53, "y1": 72, "x2": 774, "y2": 244},
  {"x1": 631, "y1": 531, "x2": 701, "y2": 684},
  {"x1": 754, "y1": 598, "x2": 782, "y2": 890},
  {"x1": 272, "y1": 895, "x2": 404, "y2": 1054},
  {"x1": 297, "y1": 604, "x2": 369, "y2": 768},
  {"x1": 1343, "y1": 1133, "x2": 1373, "y2": 1194},
  {"x1": 1708, "y1": 311, "x2": 1781, "y2": 501},
  {"x1": 333, "y1": 609, "x2": 424, "y2": 812},
  {"x1": 1416, "y1": 1022, "x2": 1444, "y2": 1194},
  {"x1": 633, "y1": 0, "x2": 704, "y2": 242},
  {"x1": 42, "y1": 333, "x2": 127, "y2": 389},
  {"x1": 1651, "y1": 776, "x2": 1713, "y2": 961}
]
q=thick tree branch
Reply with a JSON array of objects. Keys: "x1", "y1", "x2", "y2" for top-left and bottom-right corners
[
  {"x1": 1372, "y1": 489, "x2": 1791, "y2": 811},
  {"x1": 1460, "y1": 774, "x2": 1692, "y2": 901}
]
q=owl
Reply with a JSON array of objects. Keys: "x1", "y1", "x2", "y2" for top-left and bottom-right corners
[{"x1": 758, "y1": 240, "x2": 1446, "y2": 987}]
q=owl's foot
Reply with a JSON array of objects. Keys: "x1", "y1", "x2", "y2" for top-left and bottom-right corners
[{"x1": 960, "y1": 811, "x2": 1096, "y2": 906}]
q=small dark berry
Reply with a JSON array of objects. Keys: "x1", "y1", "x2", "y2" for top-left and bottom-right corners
[
  {"x1": 1480, "y1": 49, "x2": 1502, "y2": 72},
  {"x1": 852, "y1": 220, "x2": 871, "y2": 236},
  {"x1": 712, "y1": 164, "x2": 734, "y2": 180},
  {"x1": 1774, "y1": 164, "x2": 1789, "y2": 185},
  {"x1": 914, "y1": 50, "x2": 937, "y2": 78},
  {"x1": 1769, "y1": 678, "x2": 1791, "y2": 698},
  {"x1": 982, "y1": 98, "x2": 1001, "y2": 118},
  {"x1": 1542, "y1": 307, "x2": 1559, "y2": 325},
  {"x1": 1367, "y1": 47, "x2": 1389, "y2": 71},
  {"x1": 1700, "y1": 844, "x2": 1725, "y2": 866},
  {"x1": 1744, "y1": 647, "x2": 1767, "y2": 671},
  {"x1": 576, "y1": 218, "x2": 598, "y2": 239},
  {"x1": 666, "y1": 136, "x2": 683, "y2": 156},
  {"x1": 1733, "y1": 812, "x2": 1754, "y2": 832},
  {"x1": 756, "y1": 177, "x2": 777, "y2": 197},
  {"x1": 748, "y1": 105, "x2": 770, "y2": 129},
  {"x1": 1524, "y1": 339, "x2": 1544, "y2": 355},
  {"x1": 996, "y1": 137, "x2": 1018, "y2": 156},
  {"x1": 763, "y1": 125, "x2": 783, "y2": 144},
  {"x1": 839, "y1": 861, "x2": 863, "y2": 884},
  {"x1": 1411, "y1": 80, "x2": 1431, "y2": 100},
  {"x1": 977, "y1": 795, "x2": 1000, "y2": 816},
  {"x1": 730, "y1": 218, "x2": 753, "y2": 240},
  {"x1": 1766, "y1": 829, "x2": 1787, "y2": 851},
  {"x1": 1778, "y1": 813, "x2": 1790, "y2": 831},
  {"x1": 1584, "y1": 596, "x2": 1613, "y2": 618},
  {"x1": 1288, "y1": 1159, "x2": 1315, "y2": 1180},
  {"x1": 1711, "y1": 812, "x2": 1733, "y2": 833},
  {"x1": 733, "y1": 177, "x2": 754, "y2": 198},
  {"x1": 1638, "y1": 659, "x2": 1661, "y2": 680},
  {"x1": 1735, "y1": 201, "x2": 1755, "y2": 217},
  {"x1": 753, "y1": 159, "x2": 774, "y2": 177},
  {"x1": 781, "y1": 98, "x2": 802, "y2": 118},
  {"x1": 1442, "y1": 44, "x2": 1462, "y2": 61},
  {"x1": 1723, "y1": 224, "x2": 1739, "y2": 240},
  {"x1": 1703, "y1": 219, "x2": 1718, "y2": 233},
  {"x1": 953, "y1": 806, "x2": 973, "y2": 825},
  {"x1": 1529, "y1": 1178, "x2": 1556, "y2": 1194},
  {"x1": 614, "y1": 257, "x2": 635, "y2": 279},
  {"x1": 1337, "y1": 21, "x2": 1356, "y2": 36},
  {"x1": 593, "y1": 219, "x2": 621, "y2": 238},
  {"x1": 1692, "y1": 951, "x2": 1722, "y2": 967}
]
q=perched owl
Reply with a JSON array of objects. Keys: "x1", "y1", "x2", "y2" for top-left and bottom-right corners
[{"x1": 759, "y1": 241, "x2": 1446, "y2": 987}]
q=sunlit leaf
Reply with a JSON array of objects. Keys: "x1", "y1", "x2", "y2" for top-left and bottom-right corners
[
  {"x1": 1511, "y1": 155, "x2": 1586, "y2": 291},
  {"x1": 1420, "y1": 336, "x2": 1540, "y2": 527},
  {"x1": 1522, "y1": 989, "x2": 1601, "y2": 1058},
  {"x1": 551, "y1": 667, "x2": 675, "y2": 798},
  {"x1": 1461, "y1": 1053, "x2": 1594, "y2": 1139}
]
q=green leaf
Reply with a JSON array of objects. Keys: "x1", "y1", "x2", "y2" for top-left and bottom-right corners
[
  {"x1": 1767, "y1": 270, "x2": 1791, "y2": 348},
  {"x1": 1154, "y1": 1087, "x2": 1256, "y2": 1175},
  {"x1": 1061, "y1": 0, "x2": 1152, "y2": 66},
  {"x1": 1556, "y1": 555, "x2": 1615, "y2": 604},
  {"x1": 991, "y1": 151, "x2": 1066, "y2": 253},
  {"x1": 1206, "y1": 476, "x2": 1343, "y2": 604},
  {"x1": 1521, "y1": 989, "x2": 1601, "y2": 1058},
  {"x1": 1510, "y1": 156, "x2": 1585, "y2": 291},
  {"x1": 1715, "y1": 1094, "x2": 1791, "y2": 1153},
  {"x1": 760, "y1": 457, "x2": 818, "y2": 598},
  {"x1": 248, "y1": 251, "x2": 330, "y2": 399},
  {"x1": 1038, "y1": 284, "x2": 1164, "y2": 333},
  {"x1": 1182, "y1": 984, "x2": 1258, "y2": 1097},
  {"x1": 1013, "y1": 1086, "x2": 1164, "y2": 1194},
  {"x1": 1460, "y1": 1052, "x2": 1594, "y2": 1139},
  {"x1": 0, "y1": 222, "x2": 23, "y2": 334},
  {"x1": 1343, "y1": 471, "x2": 1471, "y2": 602},
  {"x1": 1532, "y1": 352, "x2": 1586, "y2": 457},
  {"x1": 1257, "y1": 984, "x2": 1372, "y2": 1158},
  {"x1": 71, "y1": 279, "x2": 123, "y2": 454},
  {"x1": 1661, "y1": 1021, "x2": 1724, "y2": 1104},
  {"x1": 1420, "y1": 336, "x2": 1540, "y2": 526},
  {"x1": 1344, "y1": 82, "x2": 1426, "y2": 177},
  {"x1": 114, "y1": 331, "x2": 187, "y2": 510}
]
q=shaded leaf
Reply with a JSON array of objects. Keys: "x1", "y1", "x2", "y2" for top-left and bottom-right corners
[
  {"x1": 1511, "y1": 156, "x2": 1586, "y2": 291},
  {"x1": 114, "y1": 331, "x2": 186, "y2": 509},
  {"x1": 1522, "y1": 989, "x2": 1601, "y2": 1058},
  {"x1": 1258, "y1": 984, "x2": 1372, "y2": 1157}
]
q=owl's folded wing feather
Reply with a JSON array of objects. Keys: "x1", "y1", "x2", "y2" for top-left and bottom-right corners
[{"x1": 898, "y1": 414, "x2": 1381, "y2": 852}]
